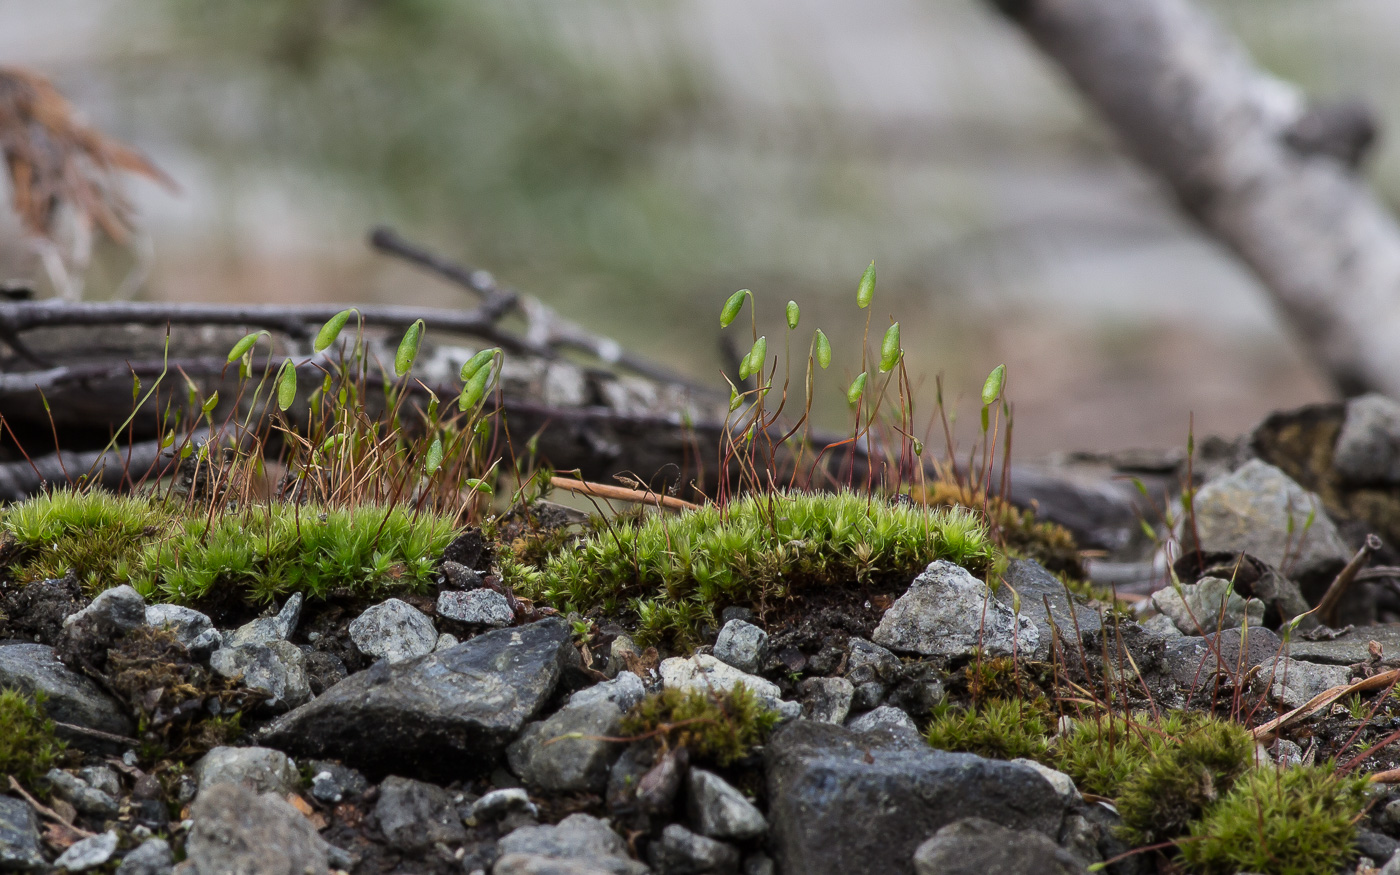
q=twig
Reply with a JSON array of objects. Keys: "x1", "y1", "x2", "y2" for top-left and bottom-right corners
[
  {"x1": 7, "y1": 776, "x2": 95, "y2": 837},
  {"x1": 52, "y1": 720, "x2": 141, "y2": 748},
  {"x1": 1251, "y1": 667, "x2": 1400, "y2": 741},
  {"x1": 550, "y1": 475, "x2": 699, "y2": 511},
  {"x1": 1315, "y1": 534, "x2": 1382, "y2": 626}
]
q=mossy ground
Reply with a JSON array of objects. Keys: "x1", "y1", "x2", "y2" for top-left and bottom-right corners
[
  {"x1": 0, "y1": 688, "x2": 66, "y2": 788},
  {"x1": 0, "y1": 489, "x2": 456, "y2": 604},
  {"x1": 621, "y1": 684, "x2": 780, "y2": 767}
]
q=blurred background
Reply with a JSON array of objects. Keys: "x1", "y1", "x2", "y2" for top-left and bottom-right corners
[{"x1": 5, "y1": 0, "x2": 1396, "y2": 456}]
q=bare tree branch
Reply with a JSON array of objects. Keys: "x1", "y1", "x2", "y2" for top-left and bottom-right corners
[{"x1": 990, "y1": 0, "x2": 1400, "y2": 396}]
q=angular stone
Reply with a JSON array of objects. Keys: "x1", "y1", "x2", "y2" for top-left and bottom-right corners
[
  {"x1": 659, "y1": 654, "x2": 797, "y2": 718},
  {"x1": 844, "y1": 638, "x2": 899, "y2": 711},
  {"x1": 0, "y1": 643, "x2": 133, "y2": 742},
  {"x1": 1007, "y1": 759, "x2": 1078, "y2": 801},
  {"x1": 227, "y1": 593, "x2": 303, "y2": 648},
  {"x1": 569, "y1": 671, "x2": 646, "y2": 713},
  {"x1": 308, "y1": 762, "x2": 367, "y2": 804},
  {"x1": 687, "y1": 769, "x2": 766, "y2": 841},
  {"x1": 1334, "y1": 393, "x2": 1400, "y2": 485},
  {"x1": 796, "y1": 677, "x2": 853, "y2": 725},
  {"x1": 54, "y1": 830, "x2": 119, "y2": 871},
  {"x1": 508, "y1": 701, "x2": 625, "y2": 793},
  {"x1": 1255, "y1": 656, "x2": 1353, "y2": 710},
  {"x1": 765, "y1": 721, "x2": 1066, "y2": 875},
  {"x1": 62, "y1": 585, "x2": 146, "y2": 634},
  {"x1": 115, "y1": 838, "x2": 173, "y2": 875},
  {"x1": 1184, "y1": 460, "x2": 1348, "y2": 585},
  {"x1": 1284, "y1": 624, "x2": 1400, "y2": 665},
  {"x1": 146, "y1": 605, "x2": 221, "y2": 656},
  {"x1": 348, "y1": 599, "x2": 438, "y2": 664},
  {"x1": 845, "y1": 705, "x2": 922, "y2": 747},
  {"x1": 437, "y1": 589, "x2": 514, "y2": 628},
  {"x1": 647, "y1": 824, "x2": 739, "y2": 875},
  {"x1": 496, "y1": 814, "x2": 648, "y2": 875},
  {"x1": 209, "y1": 641, "x2": 311, "y2": 710},
  {"x1": 46, "y1": 769, "x2": 119, "y2": 817},
  {"x1": 872, "y1": 561, "x2": 1038, "y2": 658},
  {"x1": 259, "y1": 618, "x2": 574, "y2": 778},
  {"x1": 994, "y1": 559, "x2": 1103, "y2": 660},
  {"x1": 180, "y1": 783, "x2": 328, "y2": 875},
  {"x1": 1150, "y1": 577, "x2": 1263, "y2": 635},
  {"x1": 913, "y1": 818, "x2": 1085, "y2": 875},
  {"x1": 373, "y1": 776, "x2": 467, "y2": 853},
  {"x1": 1162, "y1": 627, "x2": 1283, "y2": 688},
  {"x1": 469, "y1": 788, "x2": 538, "y2": 823},
  {"x1": 0, "y1": 795, "x2": 44, "y2": 870},
  {"x1": 713, "y1": 621, "x2": 767, "y2": 674},
  {"x1": 193, "y1": 746, "x2": 300, "y2": 798}
]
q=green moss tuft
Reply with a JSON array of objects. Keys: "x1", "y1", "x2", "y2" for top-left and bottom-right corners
[
  {"x1": 504, "y1": 489, "x2": 995, "y2": 645},
  {"x1": 1179, "y1": 764, "x2": 1369, "y2": 875},
  {"x1": 925, "y1": 698, "x2": 1052, "y2": 761},
  {"x1": 0, "y1": 688, "x2": 66, "y2": 787},
  {"x1": 1115, "y1": 714, "x2": 1254, "y2": 847},
  {"x1": 621, "y1": 684, "x2": 780, "y2": 766},
  {"x1": 1, "y1": 489, "x2": 173, "y2": 589}
]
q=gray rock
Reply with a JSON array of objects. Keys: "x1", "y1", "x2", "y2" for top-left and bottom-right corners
[
  {"x1": 569, "y1": 671, "x2": 646, "y2": 713},
  {"x1": 54, "y1": 830, "x2": 119, "y2": 871},
  {"x1": 372, "y1": 775, "x2": 468, "y2": 853},
  {"x1": 46, "y1": 768, "x2": 119, "y2": 817},
  {"x1": 1139, "y1": 613, "x2": 1183, "y2": 640},
  {"x1": 62, "y1": 585, "x2": 146, "y2": 634},
  {"x1": 1334, "y1": 394, "x2": 1400, "y2": 485},
  {"x1": 1284, "y1": 624, "x2": 1400, "y2": 665},
  {"x1": 0, "y1": 643, "x2": 133, "y2": 742},
  {"x1": 766, "y1": 721, "x2": 1067, "y2": 875},
  {"x1": 872, "y1": 561, "x2": 1038, "y2": 658},
  {"x1": 741, "y1": 855, "x2": 773, "y2": 875},
  {"x1": 647, "y1": 824, "x2": 739, "y2": 875},
  {"x1": 607, "y1": 635, "x2": 642, "y2": 679},
  {"x1": 210, "y1": 641, "x2": 311, "y2": 710},
  {"x1": 179, "y1": 783, "x2": 328, "y2": 875},
  {"x1": 435, "y1": 633, "x2": 459, "y2": 651},
  {"x1": 0, "y1": 795, "x2": 44, "y2": 870},
  {"x1": 469, "y1": 788, "x2": 539, "y2": 823},
  {"x1": 116, "y1": 838, "x2": 174, "y2": 875},
  {"x1": 307, "y1": 761, "x2": 367, "y2": 803},
  {"x1": 659, "y1": 654, "x2": 797, "y2": 719},
  {"x1": 995, "y1": 559, "x2": 1103, "y2": 660},
  {"x1": 1254, "y1": 656, "x2": 1352, "y2": 710},
  {"x1": 226, "y1": 593, "x2": 303, "y2": 648},
  {"x1": 508, "y1": 700, "x2": 625, "y2": 793},
  {"x1": 1150, "y1": 577, "x2": 1264, "y2": 635},
  {"x1": 437, "y1": 589, "x2": 515, "y2": 628},
  {"x1": 1162, "y1": 627, "x2": 1284, "y2": 689},
  {"x1": 687, "y1": 770, "x2": 766, "y2": 841},
  {"x1": 77, "y1": 766, "x2": 120, "y2": 799},
  {"x1": 844, "y1": 638, "x2": 899, "y2": 710},
  {"x1": 845, "y1": 705, "x2": 923, "y2": 747},
  {"x1": 1008, "y1": 759, "x2": 1079, "y2": 801},
  {"x1": 193, "y1": 746, "x2": 300, "y2": 798},
  {"x1": 1184, "y1": 460, "x2": 1348, "y2": 585},
  {"x1": 259, "y1": 618, "x2": 575, "y2": 777},
  {"x1": 348, "y1": 599, "x2": 438, "y2": 664},
  {"x1": 145, "y1": 605, "x2": 221, "y2": 656},
  {"x1": 797, "y1": 677, "x2": 853, "y2": 725},
  {"x1": 496, "y1": 814, "x2": 649, "y2": 875},
  {"x1": 913, "y1": 817, "x2": 1086, "y2": 875},
  {"x1": 713, "y1": 621, "x2": 767, "y2": 674}
]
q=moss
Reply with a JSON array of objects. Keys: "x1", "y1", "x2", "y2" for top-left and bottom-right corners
[
  {"x1": 913, "y1": 481, "x2": 1082, "y2": 578},
  {"x1": 1179, "y1": 764, "x2": 1369, "y2": 875},
  {"x1": 0, "y1": 688, "x2": 66, "y2": 787},
  {"x1": 1115, "y1": 714, "x2": 1254, "y2": 847},
  {"x1": 1052, "y1": 712, "x2": 1175, "y2": 799},
  {"x1": 1, "y1": 489, "x2": 457, "y2": 603},
  {"x1": 925, "y1": 698, "x2": 1052, "y2": 761},
  {"x1": 503, "y1": 489, "x2": 995, "y2": 646},
  {"x1": 621, "y1": 684, "x2": 780, "y2": 767}
]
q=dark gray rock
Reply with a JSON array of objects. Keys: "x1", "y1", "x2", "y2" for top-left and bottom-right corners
[
  {"x1": 687, "y1": 770, "x2": 766, "y2": 841},
  {"x1": 508, "y1": 700, "x2": 625, "y2": 793},
  {"x1": 259, "y1": 618, "x2": 574, "y2": 778},
  {"x1": 0, "y1": 795, "x2": 44, "y2": 870},
  {"x1": 1162, "y1": 627, "x2": 1283, "y2": 689},
  {"x1": 1183, "y1": 460, "x2": 1348, "y2": 586},
  {"x1": 495, "y1": 814, "x2": 648, "y2": 875},
  {"x1": 0, "y1": 642, "x2": 133, "y2": 742},
  {"x1": 54, "y1": 830, "x2": 119, "y2": 871},
  {"x1": 146, "y1": 604, "x2": 221, "y2": 656},
  {"x1": 872, "y1": 561, "x2": 1038, "y2": 658},
  {"x1": 712, "y1": 621, "x2": 767, "y2": 674},
  {"x1": 308, "y1": 761, "x2": 368, "y2": 804},
  {"x1": 844, "y1": 638, "x2": 898, "y2": 710},
  {"x1": 193, "y1": 746, "x2": 300, "y2": 798},
  {"x1": 912, "y1": 817, "x2": 1086, "y2": 875},
  {"x1": 116, "y1": 838, "x2": 174, "y2": 875},
  {"x1": 302, "y1": 649, "x2": 348, "y2": 696},
  {"x1": 1284, "y1": 624, "x2": 1400, "y2": 665},
  {"x1": 741, "y1": 855, "x2": 773, "y2": 875},
  {"x1": 209, "y1": 642, "x2": 310, "y2": 711},
  {"x1": 373, "y1": 775, "x2": 468, "y2": 853},
  {"x1": 647, "y1": 824, "x2": 739, "y2": 875},
  {"x1": 77, "y1": 766, "x2": 120, "y2": 798},
  {"x1": 469, "y1": 788, "x2": 539, "y2": 823},
  {"x1": 995, "y1": 559, "x2": 1103, "y2": 660},
  {"x1": 226, "y1": 593, "x2": 303, "y2": 648},
  {"x1": 796, "y1": 677, "x2": 853, "y2": 725},
  {"x1": 766, "y1": 721, "x2": 1067, "y2": 875},
  {"x1": 179, "y1": 783, "x2": 328, "y2": 875},
  {"x1": 845, "y1": 705, "x2": 922, "y2": 747},
  {"x1": 46, "y1": 768, "x2": 119, "y2": 817},
  {"x1": 62, "y1": 585, "x2": 146, "y2": 635},
  {"x1": 1334, "y1": 394, "x2": 1400, "y2": 485},
  {"x1": 437, "y1": 589, "x2": 514, "y2": 628},
  {"x1": 348, "y1": 599, "x2": 438, "y2": 664},
  {"x1": 568, "y1": 671, "x2": 646, "y2": 713}
]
